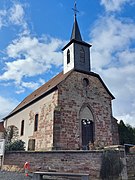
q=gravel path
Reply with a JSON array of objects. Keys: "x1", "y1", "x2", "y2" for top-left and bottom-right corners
[{"x1": 0, "y1": 171, "x2": 33, "y2": 180}]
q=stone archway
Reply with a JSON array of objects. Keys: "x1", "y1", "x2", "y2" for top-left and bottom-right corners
[{"x1": 80, "y1": 105, "x2": 95, "y2": 150}]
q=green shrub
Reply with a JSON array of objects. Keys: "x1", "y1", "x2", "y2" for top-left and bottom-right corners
[{"x1": 5, "y1": 140, "x2": 25, "y2": 151}]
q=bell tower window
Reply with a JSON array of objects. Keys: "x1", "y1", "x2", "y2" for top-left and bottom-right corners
[
  {"x1": 80, "y1": 47, "x2": 85, "y2": 63},
  {"x1": 67, "y1": 49, "x2": 70, "y2": 64}
]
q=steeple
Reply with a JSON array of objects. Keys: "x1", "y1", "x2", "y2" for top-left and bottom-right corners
[
  {"x1": 70, "y1": 2, "x2": 82, "y2": 41},
  {"x1": 70, "y1": 16, "x2": 82, "y2": 41},
  {"x1": 62, "y1": 2, "x2": 92, "y2": 74}
]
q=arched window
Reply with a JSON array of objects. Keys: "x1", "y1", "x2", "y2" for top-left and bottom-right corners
[
  {"x1": 34, "y1": 114, "x2": 38, "y2": 132},
  {"x1": 20, "y1": 120, "x2": 24, "y2": 136},
  {"x1": 82, "y1": 119, "x2": 94, "y2": 150},
  {"x1": 67, "y1": 49, "x2": 70, "y2": 64},
  {"x1": 80, "y1": 105, "x2": 94, "y2": 150},
  {"x1": 80, "y1": 47, "x2": 85, "y2": 63}
]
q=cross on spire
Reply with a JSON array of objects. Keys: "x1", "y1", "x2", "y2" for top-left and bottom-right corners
[
  {"x1": 70, "y1": 1, "x2": 82, "y2": 41},
  {"x1": 72, "y1": 1, "x2": 79, "y2": 17}
]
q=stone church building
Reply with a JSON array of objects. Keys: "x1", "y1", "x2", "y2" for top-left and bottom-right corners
[{"x1": 3, "y1": 14, "x2": 119, "y2": 151}]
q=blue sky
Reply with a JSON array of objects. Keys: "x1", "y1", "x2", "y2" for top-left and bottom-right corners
[{"x1": 0, "y1": 0, "x2": 135, "y2": 126}]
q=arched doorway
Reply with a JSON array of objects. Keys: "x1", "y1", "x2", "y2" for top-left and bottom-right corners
[{"x1": 80, "y1": 106, "x2": 94, "y2": 150}]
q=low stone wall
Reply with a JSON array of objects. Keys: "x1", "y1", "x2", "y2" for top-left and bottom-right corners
[
  {"x1": 3, "y1": 150, "x2": 126, "y2": 180},
  {"x1": 126, "y1": 153, "x2": 135, "y2": 178}
]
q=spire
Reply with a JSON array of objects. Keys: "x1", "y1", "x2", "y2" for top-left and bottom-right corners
[
  {"x1": 62, "y1": 1, "x2": 92, "y2": 74},
  {"x1": 70, "y1": 1, "x2": 82, "y2": 41}
]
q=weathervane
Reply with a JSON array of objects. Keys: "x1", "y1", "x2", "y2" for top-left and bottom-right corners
[{"x1": 72, "y1": 0, "x2": 79, "y2": 17}]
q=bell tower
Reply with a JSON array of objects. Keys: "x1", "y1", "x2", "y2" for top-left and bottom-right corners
[{"x1": 62, "y1": 2, "x2": 92, "y2": 74}]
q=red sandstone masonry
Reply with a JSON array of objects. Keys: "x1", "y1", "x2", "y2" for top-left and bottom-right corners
[
  {"x1": 54, "y1": 71, "x2": 117, "y2": 150},
  {"x1": 3, "y1": 151, "x2": 103, "y2": 180},
  {"x1": 3, "y1": 150, "x2": 127, "y2": 180},
  {"x1": 29, "y1": 90, "x2": 58, "y2": 151},
  {"x1": 5, "y1": 70, "x2": 118, "y2": 152}
]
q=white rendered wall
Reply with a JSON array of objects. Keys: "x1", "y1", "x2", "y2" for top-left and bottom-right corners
[
  {"x1": 63, "y1": 43, "x2": 74, "y2": 74},
  {"x1": 4, "y1": 91, "x2": 58, "y2": 150}
]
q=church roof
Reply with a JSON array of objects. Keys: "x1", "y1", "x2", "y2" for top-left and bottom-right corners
[
  {"x1": 3, "y1": 70, "x2": 72, "y2": 120},
  {"x1": 3, "y1": 70, "x2": 115, "y2": 120}
]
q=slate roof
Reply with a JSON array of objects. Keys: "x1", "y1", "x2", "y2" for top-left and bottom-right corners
[
  {"x1": 3, "y1": 70, "x2": 115, "y2": 120},
  {"x1": 62, "y1": 16, "x2": 91, "y2": 51},
  {"x1": 70, "y1": 16, "x2": 82, "y2": 41}
]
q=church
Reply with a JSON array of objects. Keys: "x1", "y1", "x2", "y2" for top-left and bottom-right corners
[{"x1": 3, "y1": 7, "x2": 119, "y2": 151}]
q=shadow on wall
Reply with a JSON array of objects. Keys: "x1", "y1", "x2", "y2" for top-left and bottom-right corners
[{"x1": 100, "y1": 150, "x2": 124, "y2": 180}]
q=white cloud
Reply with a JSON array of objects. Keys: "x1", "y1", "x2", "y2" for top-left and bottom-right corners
[
  {"x1": 0, "y1": 10, "x2": 7, "y2": 28},
  {"x1": 15, "y1": 78, "x2": 46, "y2": 94},
  {"x1": 15, "y1": 88, "x2": 25, "y2": 94},
  {"x1": 116, "y1": 114, "x2": 135, "y2": 127},
  {"x1": 0, "y1": 35, "x2": 64, "y2": 84},
  {"x1": 0, "y1": 2, "x2": 29, "y2": 34},
  {"x1": 22, "y1": 81, "x2": 42, "y2": 90},
  {"x1": 0, "y1": 96, "x2": 19, "y2": 120},
  {"x1": 91, "y1": 16, "x2": 135, "y2": 70},
  {"x1": 0, "y1": 1, "x2": 64, "y2": 93},
  {"x1": 9, "y1": 4, "x2": 24, "y2": 25},
  {"x1": 9, "y1": 3, "x2": 29, "y2": 35},
  {"x1": 38, "y1": 78, "x2": 46, "y2": 85},
  {"x1": 91, "y1": 16, "x2": 135, "y2": 126},
  {"x1": 100, "y1": 0, "x2": 135, "y2": 12}
]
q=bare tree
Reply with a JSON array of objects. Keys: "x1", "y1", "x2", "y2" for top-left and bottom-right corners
[{"x1": 5, "y1": 125, "x2": 19, "y2": 143}]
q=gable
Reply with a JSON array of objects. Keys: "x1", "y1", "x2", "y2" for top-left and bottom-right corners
[
  {"x1": 74, "y1": 70, "x2": 115, "y2": 99},
  {"x1": 58, "y1": 70, "x2": 115, "y2": 101},
  {"x1": 3, "y1": 69, "x2": 114, "y2": 120}
]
